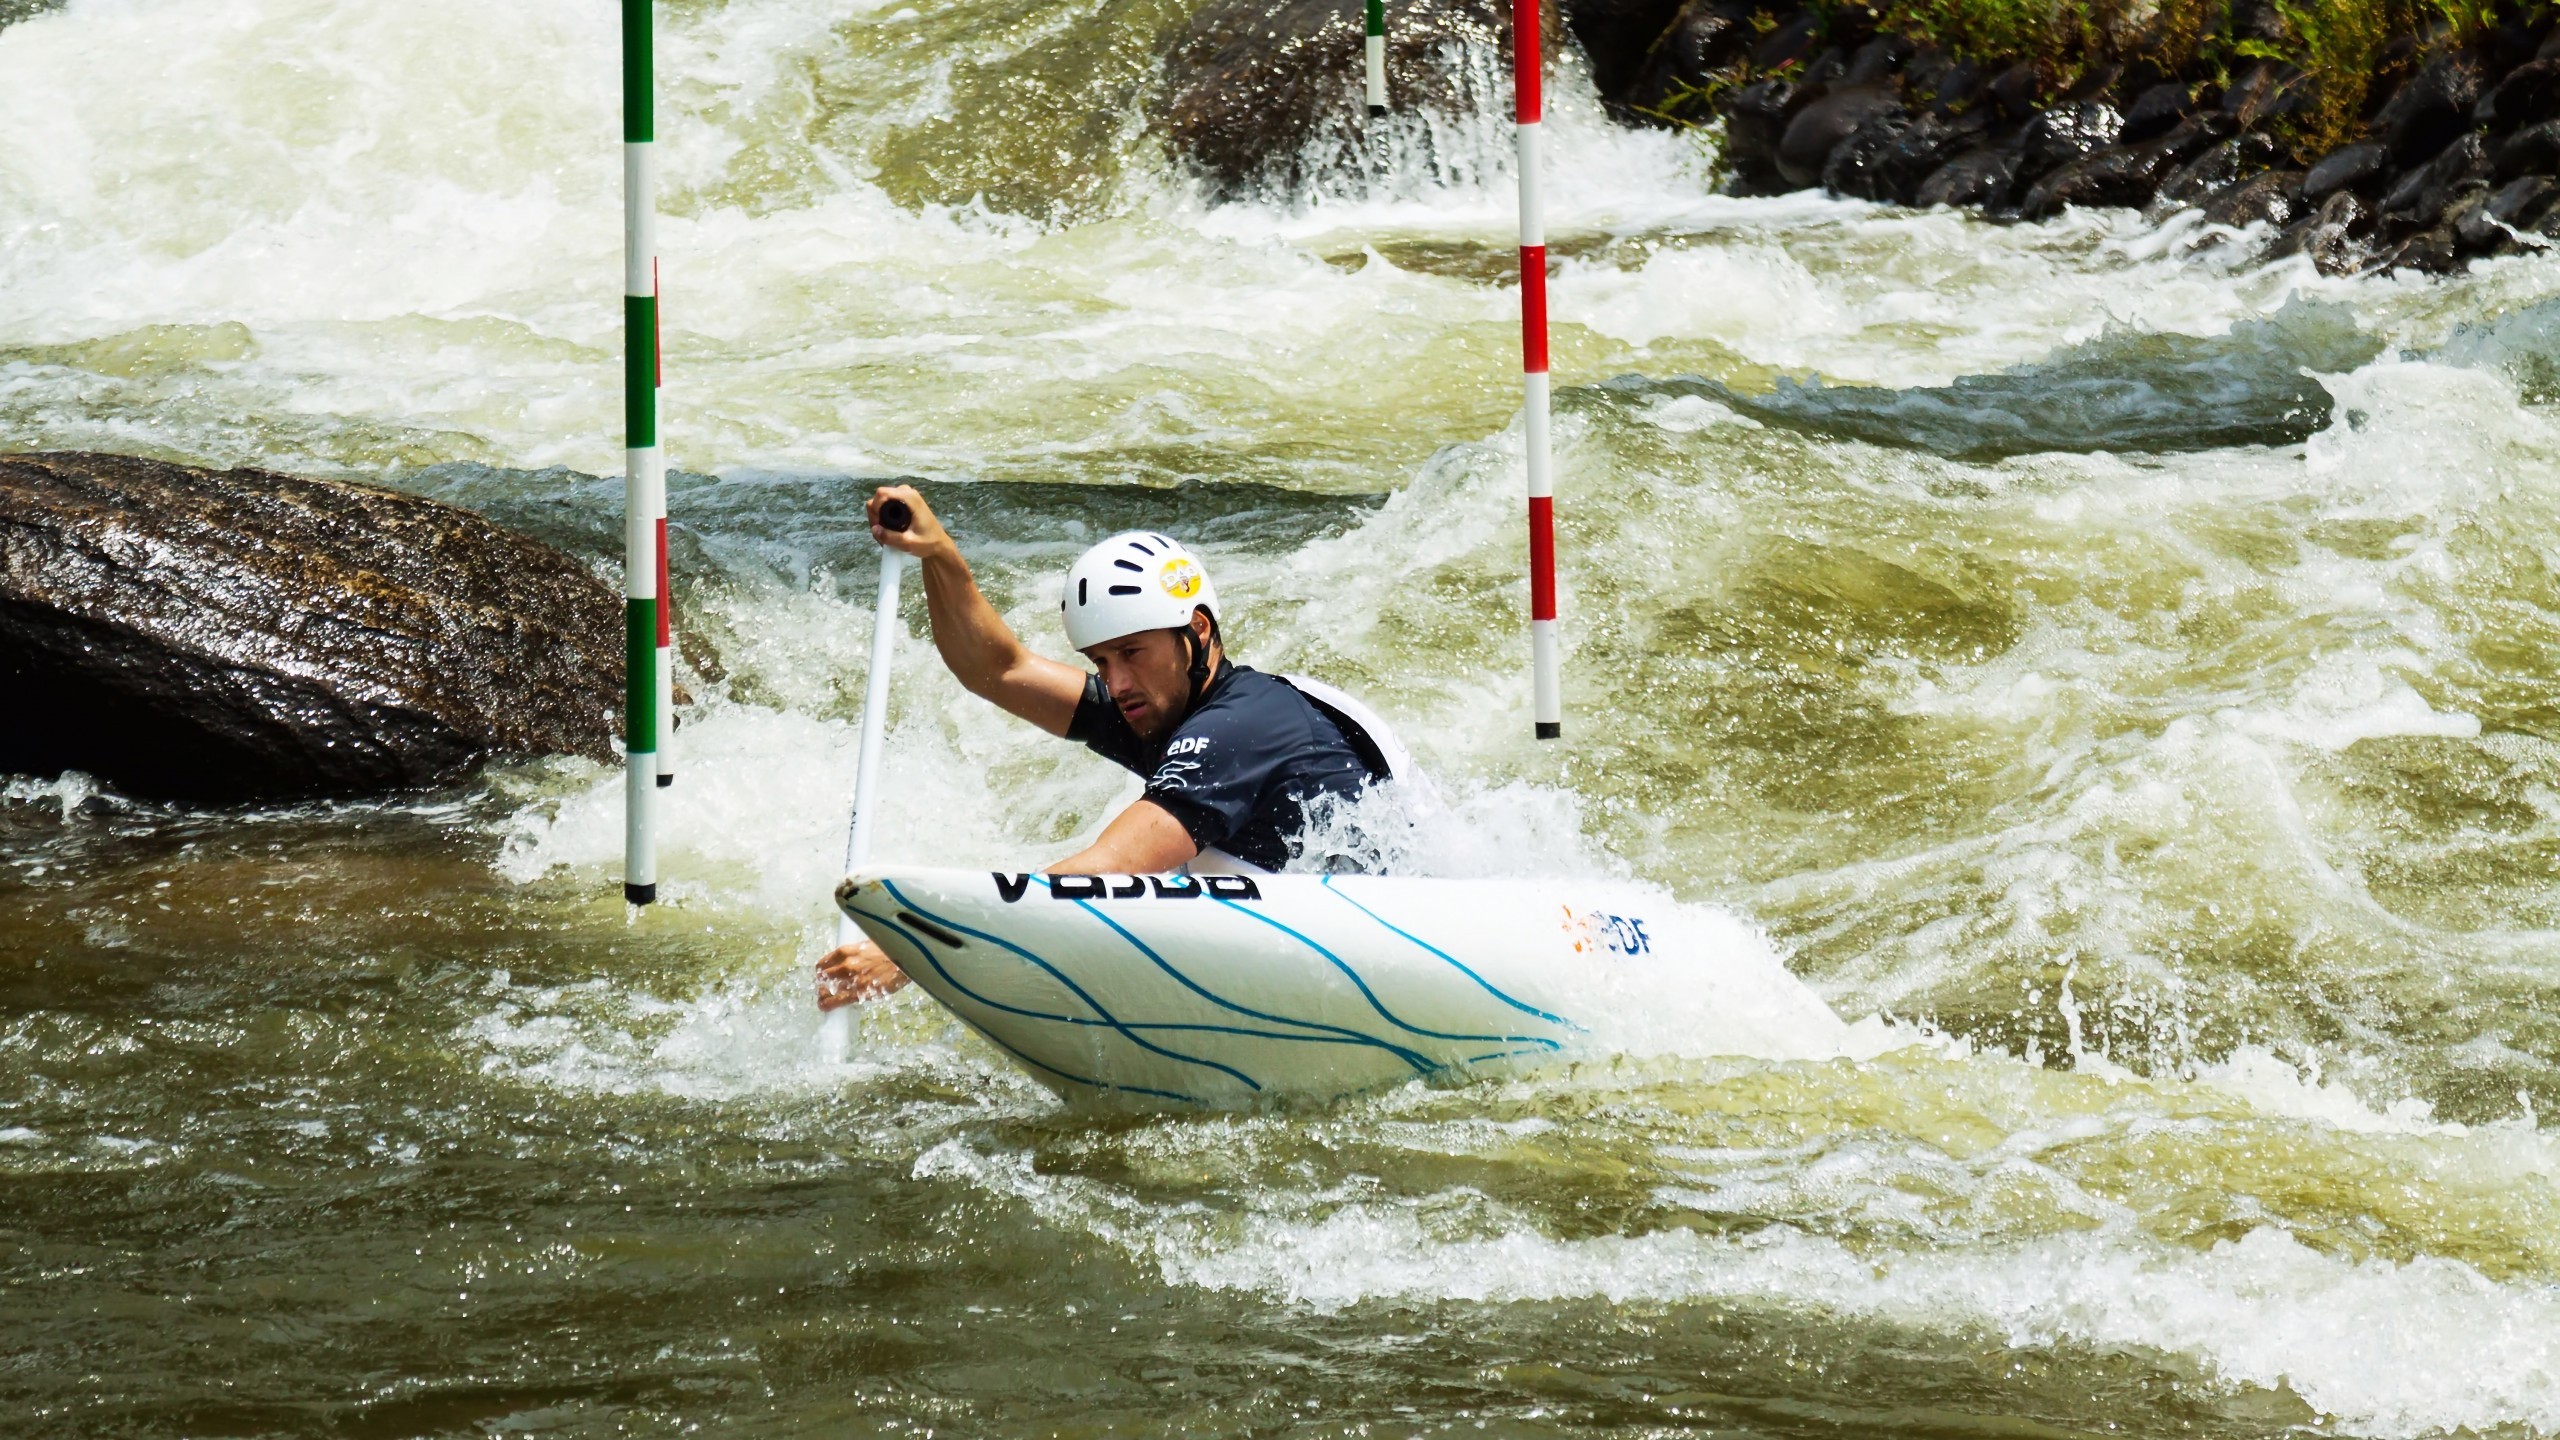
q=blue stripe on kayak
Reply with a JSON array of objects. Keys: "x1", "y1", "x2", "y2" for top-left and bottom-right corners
[
  {"x1": 1207, "y1": 896, "x2": 1562, "y2": 1050},
  {"x1": 1463, "y1": 1043, "x2": 1565, "y2": 1066},
  {"x1": 1319, "y1": 876, "x2": 1583, "y2": 1031},
  {"x1": 858, "y1": 898, "x2": 1419, "y2": 1056},
  {"x1": 875, "y1": 882, "x2": 1263, "y2": 1093},
  {"x1": 1048, "y1": 883, "x2": 1438, "y2": 1076},
  {"x1": 864, "y1": 910, "x2": 1203, "y2": 1105}
]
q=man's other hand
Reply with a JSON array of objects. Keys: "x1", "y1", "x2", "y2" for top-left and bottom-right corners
[{"x1": 816, "y1": 936, "x2": 911, "y2": 1011}]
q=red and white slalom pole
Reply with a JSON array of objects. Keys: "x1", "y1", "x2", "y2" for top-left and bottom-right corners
[
  {"x1": 1514, "y1": 0, "x2": 1559, "y2": 740},
  {"x1": 655, "y1": 279, "x2": 674, "y2": 799}
]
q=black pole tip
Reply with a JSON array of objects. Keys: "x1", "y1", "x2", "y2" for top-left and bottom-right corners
[
  {"x1": 878, "y1": 498, "x2": 914, "y2": 533},
  {"x1": 625, "y1": 882, "x2": 657, "y2": 906},
  {"x1": 1535, "y1": 721, "x2": 1561, "y2": 740},
  {"x1": 655, "y1": 773, "x2": 673, "y2": 788},
  {"x1": 1368, "y1": 104, "x2": 1388, "y2": 117}
]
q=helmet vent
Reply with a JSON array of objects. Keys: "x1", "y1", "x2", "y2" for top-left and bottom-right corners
[
  {"x1": 1130, "y1": 540, "x2": 1156, "y2": 556},
  {"x1": 1113, "y1": 559, "x2": 1143, "y2": 572},
  {"x1": 1107, "y1": 584, "x2": 1142, "y2": 596},
  {"x1": 1078, "y1": 578, "x2": 1088, "y2": 605}
]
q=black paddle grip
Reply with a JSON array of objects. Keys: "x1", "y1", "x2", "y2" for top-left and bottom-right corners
[{"x1": 877, "y1": 497, "x2": 913, "y2": 533}]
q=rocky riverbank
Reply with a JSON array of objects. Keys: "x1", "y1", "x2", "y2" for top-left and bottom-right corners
[
  {"x1": 1164, "y1": 0, "x2": 2560, "y2": 274},
  {"x1": 1649, "y1": 0, "x2": 2560, "y2": 273}
]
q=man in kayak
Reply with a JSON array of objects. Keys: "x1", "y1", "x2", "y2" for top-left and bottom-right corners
[{"x1": 816, "y1": 484, "x2": 1410, "y2": 1009}]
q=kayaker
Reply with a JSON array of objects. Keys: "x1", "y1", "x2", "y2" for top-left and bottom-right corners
[{"x1": 816, "y1": 484, "x2": 1415, "y2": 1009}]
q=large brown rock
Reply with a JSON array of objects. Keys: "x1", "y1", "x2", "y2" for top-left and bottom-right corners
[
  {"x1": 0, "y1": 451, "x2": 626, "y2": 802},
  {"x1": 1158, "y1": 0, "x2": 1538, "y2": 196}
]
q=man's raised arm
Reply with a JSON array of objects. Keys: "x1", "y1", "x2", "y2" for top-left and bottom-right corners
[{"x1": 867, "y1": 485, "x2": 1086, "y2": 736}]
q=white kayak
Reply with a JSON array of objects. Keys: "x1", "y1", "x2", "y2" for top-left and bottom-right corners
[{"x1": 835, "y1": 866, "x2": 1850, "y2": 1107}]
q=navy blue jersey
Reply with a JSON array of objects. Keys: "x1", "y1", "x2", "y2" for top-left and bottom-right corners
[{"x1": 1066, "y1": 663, "x2": 1379, "y2": 871}]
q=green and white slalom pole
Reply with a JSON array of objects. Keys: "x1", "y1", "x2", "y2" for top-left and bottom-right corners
[
  {"x1": 1365, "y1": 0, "x2": 1387, "y2": 116},
  {"x1": 623, "y1": 0, "x2": 663, "y2": 905}
]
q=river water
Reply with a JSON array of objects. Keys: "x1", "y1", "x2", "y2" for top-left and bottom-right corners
[{"x1": 11, "y1": 0, "x2": 2560, "y2": 1434}]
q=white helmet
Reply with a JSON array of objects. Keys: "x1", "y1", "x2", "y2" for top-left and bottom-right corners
[{"x1": 1061, "y1": 531, "x2": 1220, "y2": 650}]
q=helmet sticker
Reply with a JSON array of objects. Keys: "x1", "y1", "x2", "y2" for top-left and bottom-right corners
[{"x1": 1159, "y1": 557, "x2": 1203, "y2": 600}]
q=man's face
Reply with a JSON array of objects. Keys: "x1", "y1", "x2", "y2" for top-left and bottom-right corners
[{"x1": 1082, "y1": 623, "x2": 1196, "y2": 743}]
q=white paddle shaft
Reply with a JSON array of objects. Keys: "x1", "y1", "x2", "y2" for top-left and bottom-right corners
[{"x1": 834, "y1": 544, "x2": 903, "y2": 944}]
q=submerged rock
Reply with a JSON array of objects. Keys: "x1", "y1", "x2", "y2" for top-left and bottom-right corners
[{"x1": 0, "y1": 451, "x2": 627, "y2": 802}]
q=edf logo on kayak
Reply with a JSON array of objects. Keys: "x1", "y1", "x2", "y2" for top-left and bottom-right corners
[
  {"x1": 993, "y1": 872, "x2": 1263, "y2": 903},
  {"x1": 1561, "y1": 904, "x2": 1650, "y2": 956}
]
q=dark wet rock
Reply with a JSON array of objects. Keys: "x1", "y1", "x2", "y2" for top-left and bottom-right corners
[
  {"x1": 1798, "y1": 44, "x2": 1850, "y2": 89},
  {"x1": 0, "y1": 452, "x2": 626, "y2": 802},
  {"x1": 1915, "y1": 147, "x2": 2020, "y2": 208},
  {"x1": 1778, "y1": 84, "x2": 1899, "y2": 187},
  {"x1": 2018, "y1": 100, "x2": 2125, "y2": 179},
  {"x1": 2061, "y1": 62, "x2": 2127, "y2": 104},
  {"x1": 1723, "y1": 77, "x2": 1813, "y2": 194},
  {"x1": 1561, "y1": 0, "x2": 1693, "y2": 107},
  {"x1": 2219, "y1": 64, "x2": 2278, "y2": 123},
  {"x1": 2019, "y1": 139, "x2": 2180, "y2": 218},
  {"x1": 2121, "y1": 81, "x2": 2193, "y2": 142},
  {"x1": 2491, "y1": 14, "x2": 2549, "y2": 69},
  {"x1": 1828, "y1": 108, "x2": 1977, "y2": 203},
  {"x1": 2380, "y1": 133, "x2": 2494, "y2": 228},
  {"x1": 1845, "y1": 34, "x2": 1911, "y2": 86},
  {"x1": 2491, "y1": 173, "x2": 2560, "y2": 227},
  {"x1": 2452, "y1": 184, "x2": 2508, "y2": 251},
  {"x1": 1917, "y1": 55, "x2": 1986, "y2": 116},
  {"x1": 1900, "y1": 45, "x2": 1953, "y2": 93},
  {"x1": 1158, "y1": 0, "x2": 1509, "y2": 195},
  {"x1": 2379, "y1": 223, "x2": 2464, "y2": 272},
  {"x1": 2273, "y1": 191, "x2": 2375, "y2": 273},
  {"x1": 1623, "y1": 0, "x2": 1758, "y2": 119},
  {"x1": 2230, "y1": 0, "x2": 2291, "y2": 47},
  {"x1": 2198, "y1": 169, "x2": 2304, "y2": 229},
  {"x1": 2478, "y1": 57, "x2": 2560, "y2": 129},
  {"x1": 1821, "y1": 104, "x2": 1912, "y2": 199},
  {"x1": 2153, "y1": 109, "x2": 2241, "y2": 165},
  {"x1": 2374, "y1": 50, "x2": 2489, "y2": 161},
  {"x1": 1752, "y1": 9, "x2": 1819, "y2": 68},
  {"x1": 2495, "y1": 117, "x2": 2560, "y2": 179},
  {"x1": 2302, "y1": 142, "x2": 2392, "y2": 204},
  {"x1": 1985, "y1": 63, "x2": 2039, "y2": 119},
  {"x1": 2151, "y1": 132, "x2": 2278, "y2": 214},
  {"x1": 2217, "y1": 62, "x2": 2305, "y2": 129}
]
